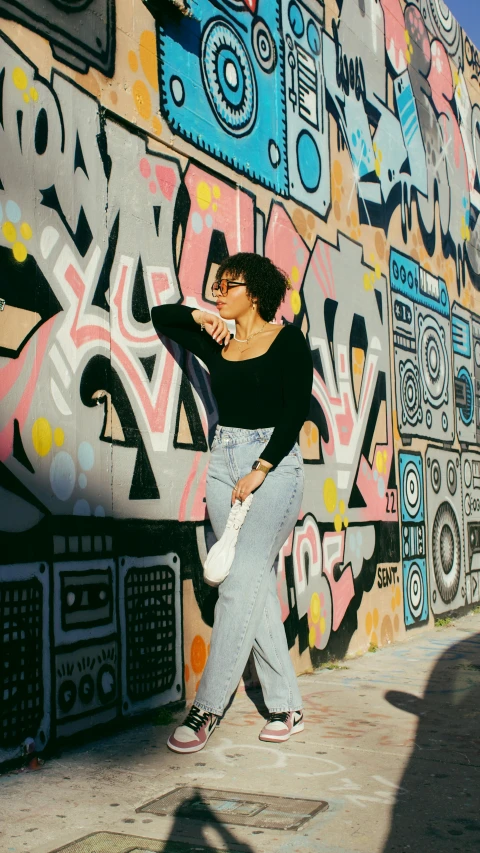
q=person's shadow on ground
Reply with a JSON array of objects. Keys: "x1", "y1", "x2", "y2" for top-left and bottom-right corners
[
  {"x1": 161, "y1": 787, "x2": 256, "y2": 852},
  {"x1": 382, "y1": 631, "x2": 480, "y2": 853}
]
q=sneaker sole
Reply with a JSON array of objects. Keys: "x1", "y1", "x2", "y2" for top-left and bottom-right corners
[{"x1": 259, "y1": 720, "x2": 305, "y2": 743}]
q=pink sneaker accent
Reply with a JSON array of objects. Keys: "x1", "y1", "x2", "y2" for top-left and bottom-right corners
[
  {"x1": 167, "y1": 705, "x2": 218, "y2": 754},
  {"x1": 259, "y1": 710, "x2": 304, "y2": 742}
]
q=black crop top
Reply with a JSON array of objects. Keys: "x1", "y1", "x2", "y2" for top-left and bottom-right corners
[{"x1": 151, "y1": 304, "x2": 313, "y2": 468}]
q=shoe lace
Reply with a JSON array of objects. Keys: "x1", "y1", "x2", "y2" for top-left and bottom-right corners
[
  {"x1": 183, "y1": 705, "x2": 212, "y2": 733},
  {"x1": 267, "y1": 711, "x2": 290, "y2": 724}
]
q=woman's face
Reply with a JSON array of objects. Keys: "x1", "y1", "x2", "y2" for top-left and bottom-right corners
[{"x1": 214, "y1": 272, "x2": 255, "y2": 320}]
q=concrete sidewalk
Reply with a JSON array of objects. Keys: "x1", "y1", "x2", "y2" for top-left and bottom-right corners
[{"x1": 2, "y1": 613, "x2": 480, "y2": 853}]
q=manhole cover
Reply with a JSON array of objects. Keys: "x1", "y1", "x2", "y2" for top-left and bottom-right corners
[
  {"x1": 49, "y1": 831, "x2": 225, "y2": 853},
  {"x1": 137, "y1": 786, "x2": 328, "y2": 831}
]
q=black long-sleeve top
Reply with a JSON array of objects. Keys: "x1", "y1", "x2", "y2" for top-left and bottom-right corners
[{"x1": 151, "y1": 304, "x2": 313, "y2": 468}]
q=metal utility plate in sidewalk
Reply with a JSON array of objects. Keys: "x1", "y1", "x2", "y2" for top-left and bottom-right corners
[
  {"x1": 50, "y1": 832, "x2": 225, "y2": 853},
  {"x1": 137, "y1": 786, "x2": 328, "y2": 831}
]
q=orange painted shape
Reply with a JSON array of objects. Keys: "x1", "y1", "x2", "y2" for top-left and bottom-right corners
[{"x1": 191, "y1": 634, "x2": 207, "y2": 674}]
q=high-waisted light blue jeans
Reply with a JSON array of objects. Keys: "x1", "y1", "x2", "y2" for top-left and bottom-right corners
[{"x1": 195, "y1": 425, "x2": 304, "y2": 717}]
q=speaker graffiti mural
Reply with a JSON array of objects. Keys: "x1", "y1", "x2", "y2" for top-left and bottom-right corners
[
  {"x1": 426, "y1": 447, "x2": 465, "y2": 615},
  {"x1": 399, "y1": 452, "x2": 428, "y2": 627}
]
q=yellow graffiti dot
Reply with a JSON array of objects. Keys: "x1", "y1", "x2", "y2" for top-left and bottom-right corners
[
  {"x1": 291, "y1": 265, "x2": 299, "y2": 283},
  {"x1": 30, "y1": 87, "x2": 38, "y2": 101},
  {"x1": 344, "y1": 516, "x2": 349, "y2": 528},
  {"x1": 333, "y1": 160, "x2": 343, "y2": 185},
  {"x1": 23, "y1": 93, "x2": 30, "y2": 103},
  {"x1": 309, "y1": 626, "x2": 317, "y2": 648},
  {"x1": 139, "y1": 29, "x2": 158, "y2": 91},
  {"x1": 20, "y1": 222, "x2": 32, "y2": 240},
  {"x1": 395, "y1": 585, "x2": 401, "y2": 607},
  {"x1": 366, "y1": 612, "x2": 373, "y2": 634},
  {"x1": 319, "y1": 617, "x2": 326, "y2": 635},
  {"x1": 310, "y1": 592, "x2": 321, "y2": 624},
  {"x1": 12, "y1": 67, "x2": 28, "y2": 90},
  {"x1": 128, "y1": 50, "x2": 138, "y2": 72},
  {"x1": 196, "y1": 180, "x2": 211, "y2": 210},
  {"x1": 373, "y1": 608, "x2": 379, "y2": 629},
  {"x1": 391, "y1": 596, "x2": 396, "y2": 612},
  {"x1": 133, "y1": 79, "x2": 151, "y2": 119},
  {"x1": 373, "y1": 141, "x2": 377, "y2": 153},
  {"x1": 311, "y1": 425, "x2": 319, "y2": 443},
  {"x1": 404, "y1": 29, "x2": 411, "y2": 44},
  {"x1": 291, "y1": 289, "x2": 301, "y2": 314},
  {"x1": 378, "y1": 149, "x2": 383, "y2": 163},
  {"x1": 324, "y1": 478, "x2": 337, "y2": 514},
  {"x1": 212, "y1": 203, "x2": 218, "y2": 212},
  {"x1": 370, "y1": 253, "x2": 375, "y2": 263},
  {"x1": 12, "y1": 241, "x2": 27, "y2": 262},
  {"x1": 2, "y1": 221, "x2": 16, "y2": 243},
  {"x1": 339, "y1": 500, "x2": 345, "y2": 515},
  {"x1": 375, "y1": 264, "x2": 381, "y2": 279},
  {"x1": 363, "y1": 272, "x2": 373, "y2": 290},
  {"x1": 54, "y1": 427, "x2": 64, "y2": 447},
  {"x1": 376, "y1": 450, "x2": 384, "y2": 474},
  {"x1": 151, "y1": 115, "x2": 162, "y2": 135},
  {"x1": 375, "y1": 159, "x2": 381, "y2": 177},
  {"x1": 32, "y1": 418, "x2": 52, "y2": 456},
  {"x1": 370, "y1": 271, "x2": 375, "y2": 283},
  {"x1": 212, "y1": 184, "x2": 221, "y2": 199},
  {"x1": 334, "y1": 513, "x2": 342, "y2": 532}
]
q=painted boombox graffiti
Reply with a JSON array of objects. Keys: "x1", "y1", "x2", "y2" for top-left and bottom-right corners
[
  {"x1": 452, "y1": 303, "x2": 480, "y2": 445},
  {"x1": 398, "y1": 452, "x2": 428, "y2": 627},
  {"x1": 0, "y1": 0, "x2": 116, "y2": 75},
  {"x1": 159, "y1": 0, "x2": 330, "y2": 214},
  {"x1": 390, "y1": 249, "x2": 454, "y2": 444},
  {"x1": 461, "y1": 451, "x2": 480, "y2": 604},
  {"x1": 426, "y1": 447, "x2": 465, "y2": 615},
  {"x1": 53, "y1": 556, "x2": 118, "y2": 738}
]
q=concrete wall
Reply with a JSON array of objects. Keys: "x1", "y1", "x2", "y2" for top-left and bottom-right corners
[{"x1": 1, "y1": 0, "x2": 480, "y2": 764}]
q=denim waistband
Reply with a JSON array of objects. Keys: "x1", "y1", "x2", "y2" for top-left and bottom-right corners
[{"x1": 213, "y1": 425, "x2": 274, "y2": 445}]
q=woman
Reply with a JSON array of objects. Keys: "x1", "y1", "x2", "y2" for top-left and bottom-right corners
[{"x1": 151, "y1": 252, "x2": 313, "y2": 753}]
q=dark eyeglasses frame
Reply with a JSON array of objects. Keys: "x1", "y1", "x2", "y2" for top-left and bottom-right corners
[{"x1": 211, "y1": 278, "x2": 246, "y2": 298}]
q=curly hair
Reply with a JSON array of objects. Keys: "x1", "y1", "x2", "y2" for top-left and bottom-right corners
[{"x1": 215, "y1": 252, "x2": 291, "y2": 323}]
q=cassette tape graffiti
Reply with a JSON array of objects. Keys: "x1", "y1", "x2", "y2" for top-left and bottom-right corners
[
  {"x1": 390, "y1": 249, "x2": 454, "y2": 444},
  {"x1": 426, "y1": 447, "x2": 465, "y2": 615},
  {"x1": 461, "y1": 451, "x2": 480, "y2": 604},
  {"x1": 399, "y1": 452, "x2": 428, "y2": 627},
  {"x1": 53, "y1": 558, "x2": 118, "y2": 738}
]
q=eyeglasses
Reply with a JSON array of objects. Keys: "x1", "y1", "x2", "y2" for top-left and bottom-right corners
[{"x1": 211, "y1": 278, "x2": 246, "y2": 298}]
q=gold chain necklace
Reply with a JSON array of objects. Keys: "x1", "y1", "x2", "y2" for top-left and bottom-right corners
[{"x1": 234, "y1": 321, "x2": 268, "y2": 346}]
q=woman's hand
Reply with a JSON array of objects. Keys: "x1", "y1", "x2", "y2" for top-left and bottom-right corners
[
  {"x1": 232, "y1": 470, "x2": 267, "y2": 505},
  {"x1": 192, "y1": 309, "x2": 230, "y2": 346}
]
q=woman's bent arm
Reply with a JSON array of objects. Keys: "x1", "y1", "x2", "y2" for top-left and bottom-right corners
[{"x1": 151, "y1": 303, "x2": 217, "y2": 364}]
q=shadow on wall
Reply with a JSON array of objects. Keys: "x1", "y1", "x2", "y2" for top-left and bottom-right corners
[{"x1": 383, "y1": 632, "x2": 480, "y2": 853}]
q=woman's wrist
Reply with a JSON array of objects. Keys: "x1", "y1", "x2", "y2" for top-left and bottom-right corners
[
  {"x1": 258, "y1": 458, "x2": 273, "y2": 471},
  {"x1": 192, "y1": 309, "x2": 205, "y2": 326}
]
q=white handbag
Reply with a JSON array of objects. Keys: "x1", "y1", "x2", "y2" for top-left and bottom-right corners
[{"x1": 203, "y1": 494, "x2": 254, "y2": 586}]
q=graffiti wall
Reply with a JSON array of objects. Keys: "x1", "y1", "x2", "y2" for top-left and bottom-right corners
[{"x1": 1, "y1": 0, "x2": 480, "y2": 763}]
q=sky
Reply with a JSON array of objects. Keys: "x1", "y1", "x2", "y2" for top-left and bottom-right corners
[{"x1": 446, "y1": 0, "x2": 480, "y2": 49}]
